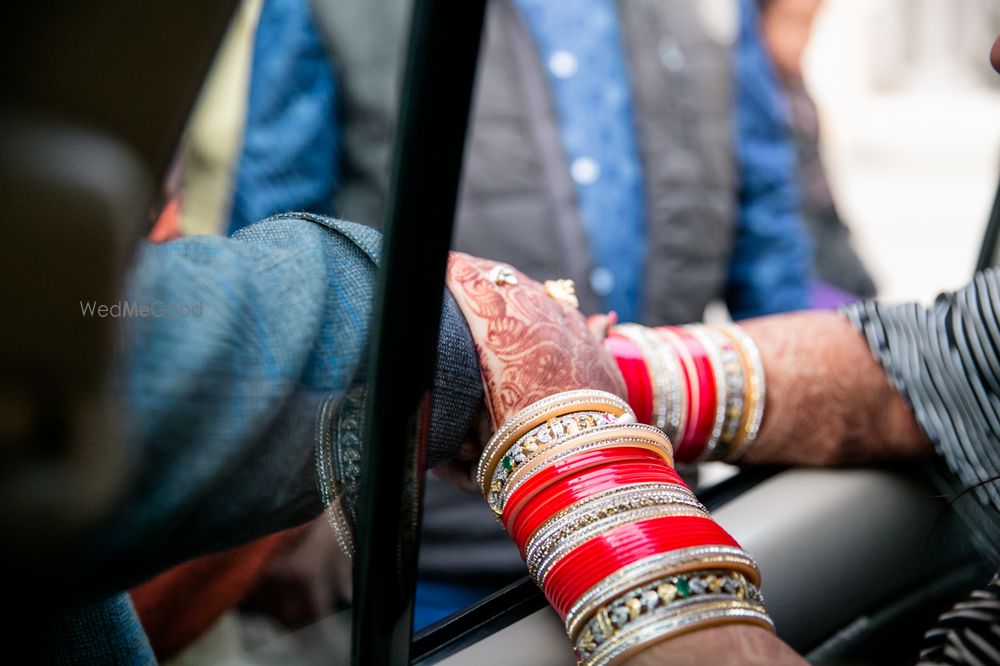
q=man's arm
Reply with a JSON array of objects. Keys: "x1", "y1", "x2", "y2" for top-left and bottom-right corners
[
  {"x1": 63, "y1": 215, "x2": 481, "y2": 601},
  {"x1": 726, "y1": 0, "x2": 812, "y2": 319},
  {"x1": 623, "y1": 624, "x2": 806, "y2": 666},
  {"x1": 740, "y1": 310, "x2": 932, "y2": 466}
]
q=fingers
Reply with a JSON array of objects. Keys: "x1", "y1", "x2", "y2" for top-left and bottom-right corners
[{"x1": 586, "y1": 311, "x2": 618, "y2": 341}]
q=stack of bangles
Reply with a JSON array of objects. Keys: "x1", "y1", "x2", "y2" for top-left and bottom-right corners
[
  {"x1": 477, "y1": 389, "x2": 773, "y2": 665},
  {"x1": 604, "y1": 323, "x2": 765, "y2": 464}
]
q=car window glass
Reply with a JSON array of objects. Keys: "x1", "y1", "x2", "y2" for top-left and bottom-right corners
[{"x1": 105, "y1": 1, "x2": 1000, "y2": 663}]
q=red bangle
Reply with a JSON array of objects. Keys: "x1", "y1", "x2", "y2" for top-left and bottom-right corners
[
  {"x1": 544, "y1": 515, "x2": 740, "y2": 618},
  {"x1": 502, "y1": 447, "x2": 667, "y2": 530},
  {"x1": 509, "y1": 461, "x2": 687, "y2": 545},
  {"x1": 509, "y1": 462, "x2": 688, "y2": 550},
  {"x1": 546, "y1": 516, "x2": 740, "y2": 617},
  {"x1": 605, "y1": 333, "x2": 653, "y2": 425},
  {"x1": 670, "y1": 327, "x2": 717, "y2": 457}
]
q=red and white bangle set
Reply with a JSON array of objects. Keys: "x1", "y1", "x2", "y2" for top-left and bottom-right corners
[
  {"x1": 476, "y1": 386, "x2": 772, "y2": 665},
  {"x1": 606, "y1": 324, "x2": 766, "y2": 464}
]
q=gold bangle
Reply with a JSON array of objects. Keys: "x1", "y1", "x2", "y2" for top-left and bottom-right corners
[
  {"x1": 564, "y1": 546, "x2": 763, "y2": 640},
  {"x1": 576, "y1": 570, "x2": 765, "y2": 651},
  {"x1": 492, "y1": 423, "x2": 675, "y2": 515},
  {"x1": 577, "y1": 588, "x2": 772, "y2": 666},
  {"x1": 588, "y1": 605, "x2": 774, "y2": 666},
  {"x1": 476, "y1": 389, "x2": 633, "y2": 495},
  {"x1": 715, "y1": 325, "x2": 766, "y2": 461},
  {"x1": 487, "y1": 411, "x2": 629, "y2": 504}
]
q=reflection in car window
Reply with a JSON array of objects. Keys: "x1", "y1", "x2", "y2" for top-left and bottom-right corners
[
  {"x1": 154, "y1": 0, "x2": 1000, "y2": 659},
  {"x1": 15, "y1": 0, "x2": 1000, "y2": 664}
]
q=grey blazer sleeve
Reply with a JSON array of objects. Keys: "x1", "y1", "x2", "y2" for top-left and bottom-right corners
[{"x1": 65, "y1": 213, "x2": 481, "y2": 599}]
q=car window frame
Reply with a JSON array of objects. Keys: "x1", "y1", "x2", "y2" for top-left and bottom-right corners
[{"x1": 351, "y1": 1, "x2": 488, "y2": 664}]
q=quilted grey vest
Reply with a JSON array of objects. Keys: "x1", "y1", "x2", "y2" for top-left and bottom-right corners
[{"x1": 312, "y1": 0, "x2": 737, "y2": 324}]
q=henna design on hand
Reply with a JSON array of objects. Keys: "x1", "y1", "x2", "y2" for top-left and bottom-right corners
[{"x1": 446, "y1": 253, "x2": 625, "y2": 426}]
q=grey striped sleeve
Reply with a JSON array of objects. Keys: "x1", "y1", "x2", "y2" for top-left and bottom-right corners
[
  {"x1": 844, "y1": 273, "x2": 1000, "y2": 664},
  {"x1": 918, "y1": 574, "x2": 1000, "y2": 666},
  {"x1": 842, "y1": 269, "x2": 1000, "y2": 556}
]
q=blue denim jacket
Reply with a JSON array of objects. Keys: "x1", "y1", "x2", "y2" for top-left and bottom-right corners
[
  {"x1": 727, "y1": 0, "x2": 813, "y2": 318},
  {"x1": 54, "y1": 214, "x2": 481, "y2": 663}
]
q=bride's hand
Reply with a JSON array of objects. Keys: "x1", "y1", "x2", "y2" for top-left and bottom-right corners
[{"x1": 445, "y1": 253, "x2": 625, "y2": 427}]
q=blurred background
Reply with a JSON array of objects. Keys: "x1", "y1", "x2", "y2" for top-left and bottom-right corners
[
  {"x1": 804, "y1": 0, "x2": 1000, "y2": 302},
  {"x1": 173, "y1": 0, "x2": 1000, "y2": 305}
]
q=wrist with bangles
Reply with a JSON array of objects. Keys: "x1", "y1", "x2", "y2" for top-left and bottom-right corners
[
  {"x1": 606, "y1": 323, "x2": 766, "y2": 464},
  {"x1": 478, "y1": 389, "x2": 773, "y2": 666}
]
